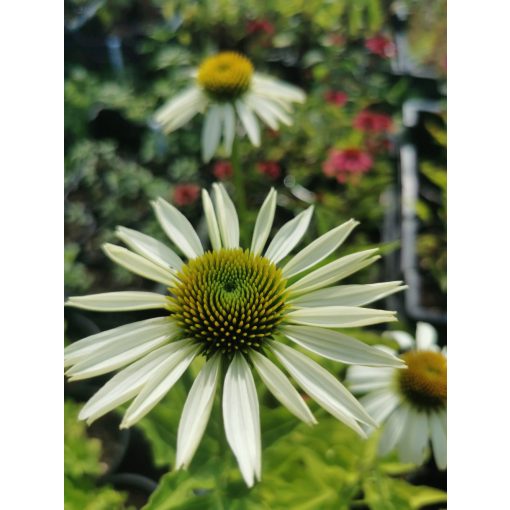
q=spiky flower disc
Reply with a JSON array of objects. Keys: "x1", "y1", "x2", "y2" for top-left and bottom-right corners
[
  {"x1": 197, "y1": 52, "x2": 253, "y2": 101},
  {"x1": 171, "y1": 248, "x2": 287, "y2": 356},
  {"x1": 65, "y1": 184, "x2": 407, "y2": 487},
  {"x1": 153, "y1": 51, "x2": 306, "y2": 162}
]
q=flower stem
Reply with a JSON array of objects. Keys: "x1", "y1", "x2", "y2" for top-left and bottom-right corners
[{"x1": 231, "y1": 138, "x2": 247, "y2": 225}]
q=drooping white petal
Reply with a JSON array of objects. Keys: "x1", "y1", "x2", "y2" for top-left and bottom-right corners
[
  {"x1": 252, "y1": 74, "x2": 306, "y2": 103},
  {"x1": 281, "y1": 325, "x2": 404, "y2": 367},
  {"x1": 213, "y1": 183, "x2": 239, "y2": 248},
  {"x1": 78, "y1": 342, "x2": 188, "y2": 424},
  {"x1": 223, "y1": 354, "x2": 261, "y2": 487},
  {"x1": 246, "y1": 94, "x2": 279, "y2": 130},
  {"x1": 287, "y1": 249, "x2": 380, "y2": 296},
  {"x1": 290, "y1": 282, "x2": 406, "y2": 308},
  {"x1": 250, "y1": 188, "x2": 277, "y2": 255},
  {"x1": 201, "y1": 189, "x2": 222, "y2": 251},
  {"x1": 253, "y1": 96, "x2": 293, "y2": 126},
  {"x1": 271, "y1": 342, "x2": 376, "y2": 434},
  {"x1": 250, "y1": 350, "x2": 316, "y2": 425},
  {"x1": 121, "y1": 343, "x2": 200, "y2": 428},
  {"x1": 201, "y1": 105, "x2": 223, "y2": 162},
  {"x1": 416, "y1": 322, "x2": 439, "y2": 351},
  {"x1": 152, "y1": 197, "x2": 204, "y2": 260},
  {"x1": 64, "y1": 317, "x2": 172, "y2": 366},
  {"x1": 66, "y1": 321, "x2": 179, "y2": 381},
  {"x1": 397, "y1": 408, "x2": 429, "y2": 465},
  {"x1": 103, "y1": 244, "x2": 176, "y2": 286},
  {"x1": 153, "y1": 86, "x2": 204, "y2": 133},
  {"x1": 386, "y1": 330, "x2": 415, "y2": 350},
  {"x1": 346, "y1": 365, "x2": 394, "y2": 393},
  {"x1": 264, "y1": 206, "x2": 314, "y2": 264},
  {"x1": 359, "y1": 390, "x2": 400, "y2": 426},
  {"x1": 116, "y1": 226, "x2": 183, "y2": 270},
  {"x1": 378, "y1": 405, "x2": 409, "y2": 456},
  {"x1": 286, "y1": 306, "x2": 397, "y2": 328},
  {"x1": 222, "y1": 103, "x2": 236, "y2": 155},
  {"x1": 235, "y1": 100, "x2": 260, "y2": 147},
  {"x1": 175, "y1": 354, "x2": 221, "y2": 469},
  {"x1": 282, "y1": 219, "x2": 359, "y2": 278},
  {"x1": 65, "y1": 291, "x2": 168, "y2": 312},
  {"x1": 429, "y1": 410, "x2": 447, "y2": 470}
]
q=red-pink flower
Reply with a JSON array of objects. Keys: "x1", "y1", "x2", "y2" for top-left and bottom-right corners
[
  {"x1": 257, "y1": 161, "x2": 281, "y2": 181},
  {"x1": 324, "y1": 90, "x2": 348, "y2": 107},
  {"x1": 353, "y1": 110, "x2": 393, "y2": 133},
  {"x1": 212, "y1": 161, "x2": 233, "y2": 181},
  {"x1": 323, "y1": 148, "x2": 373, "y2": 184},
  {"x1": 172, "y1": 184, "x2": 200, "y2": 206},
  {"x1": 246, "y1": 19, "x2": 275, "y2": 36},
  {"x1": 365, "y1": 35, "x2": 396, "y2": 58}
]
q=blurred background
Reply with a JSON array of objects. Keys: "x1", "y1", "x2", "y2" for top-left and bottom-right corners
[{"x1": 64, "y1": 1, "x2": 446, "y2": 508}]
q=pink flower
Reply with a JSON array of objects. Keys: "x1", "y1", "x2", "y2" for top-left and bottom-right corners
[
  {"x1": 172, "y1": 184, "x2": 200, "y2": 207},
  {"x1": 353, "y1": 110, "x2": 393, "y2": 133},
  {"x1": 324, "y1": 90, "x2": 348, "y2": 107},
  {"x1": 322, "y1": 148, "x2": 373, "y2": 184},
  {"x1": 246, "y1": 19, "x2": 275, "y2": 36},
  {"x1": 212, "y1": 161, "x2": 233, "y2": 181},
  {"x1": 364, "y1": 35, "x2": 396, "y2": 58},
  {"x1": 257, "y1": 161, "x2": 281, "y2": 181}
]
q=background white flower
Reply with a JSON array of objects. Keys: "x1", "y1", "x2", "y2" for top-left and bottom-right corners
[
  {"x1": 153, "y1": 51, "x2": 305, "y2": 162},
  {"x1": 346, "y1": 322, "x2": 447, "y2": 470},
  {"x1": 65, "y1": 183, "x2": 407, "y2": 486}
]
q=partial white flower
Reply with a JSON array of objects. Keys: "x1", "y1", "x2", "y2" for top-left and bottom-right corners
[
  {"x1": 346, "y1": 322, "x2": 447, "y2": 470},
  {"x1": 153, "y1": 51, "x2": 306, "y2": 162},
  {"x1": 65, "y1": 183, "x2": 406, "y2": 486}
]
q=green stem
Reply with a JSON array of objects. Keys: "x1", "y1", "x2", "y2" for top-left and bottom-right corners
[{"x1": 231, "y1": 138, "x2": 247, "y2": 226}]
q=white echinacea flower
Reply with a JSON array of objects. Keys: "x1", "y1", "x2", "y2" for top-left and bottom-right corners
[
  {"x1": 346, "y1": 322, "x2": 447, "y2": 470},
  {"x1": 65, "y1": 183, "x2": 406, "y2": 487},
  {"x1": 153, "y1": 51, "x2": 305, "y2": 162}
]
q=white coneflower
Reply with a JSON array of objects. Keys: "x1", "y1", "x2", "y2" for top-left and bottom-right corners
[
  {"x1": 65, "y1": 183, "x2": 406, "y2": 487},
  {"x1": 153, "y1": 51, "x2": 305, "y2": 162},
  {"x1": 346, "y1": 322, "x2": 447, "y2": 470}
]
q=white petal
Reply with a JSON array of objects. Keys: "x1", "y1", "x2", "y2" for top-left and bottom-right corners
[
  {"x1": 386, "y1": 330, "x2": 415, "y2": 350},
  {"x1": 223, "y1": 354, "x2": 261, "y2": 487},
  {"x1": 175, "y1": 354, "x2": 221, "y2": 469},
  {"x1": 250, "y1": 350, "x2": 316, "y2": 425},
  {"x1": 281, "y1": 325, "x2": 404, "y2": 367},
  {"x1": 271, "y1": 342, "x2": 376, "y2": 434},
  {"x1": 152, "y1": 198, "x2": 204, "y2": 260},
  {"x1": 416, "y1": 322, "x2": 438, "y2": 351},
  {"x1": 201, "y1": 105, "x2": 223, "y2": 162},
  {"x1": 153, "y1": 87, "x2": 203, "y2": 132},
  {"x1": 378, "y1": 405, "x2": 409, "y2": 456},
  {"x1": 222, "y1": 103, "x2": 236, "y2": 155},
  {"x1": 64, "y1": 317, "x2": 172, "y2": 366},
  {"x1": 103, "y1": 243, "x2": 176, "y2": 286},
  {"x1": 429, "y1": 410, "x2": 447, "y2": 470},
  {"x1": 282, "y1": 219, "x2": 358, "y2": 278},
  {"x1": 66, "y1": 291, "x2": 168, "y2": 312},
  {"x1": 66, "y1": 321, "x2": 178, "y2": 381},
  {"x1": 252, "y1": 74, "x2": 306, "y2": 103},
  {"x1": 235, "y1": 100, "x2": 260, "y2": 147},
  {"x1": 286, "y1": 306, "x2": 397, "y2": 328},
  {"x1": 287, "y1": 249, "x2": 380, "y2": 295},
  {"x1": 359, "y1": 390, "x2": 400, "y2": 426},
  {"x1": 246, "y1": 94, "x2": 279, "y2": 130},
  {"x1": 213, "y1": 183, "x2": 239, "y2": 248},
  {"x1": 201, "y1": 189, "x2": 222, "y2": 251},
  {"x1": 291, "y1": 282, "x2": 406, "y2": 308},
  {"x1": 397, "y1": 409, "x2": 429, "y2": 465},
  {"x1": 116, "y1": 226, "x2": 183, "y2": 270},
  {"x1": 78, "y1": 342, "x2": 188, "y2": 424},
  {"x1": 121, "y1": 343, "x2": 200, "y2": 428},
  {"x1": 250, "y1": 188, "x2": 277, "y2": 255},
  {"x1": 264, "y1": 206, "x2": 314, "y2": 264}
]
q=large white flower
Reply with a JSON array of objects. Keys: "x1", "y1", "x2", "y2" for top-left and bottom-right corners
[
  {"x1": 346, "y1": 322, "x2": 447, "y2": 470},
  {"x1": 65, "y1": 183, "x2": 406, "y2": 487},
  {"x1": 153, "y1": 51, "x2": 305, "y2": 162}
]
